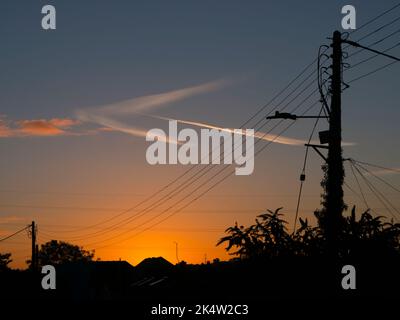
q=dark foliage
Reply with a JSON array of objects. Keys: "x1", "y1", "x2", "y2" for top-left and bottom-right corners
[
  {"x1": 0, "y1": 252, "x2": 12, "y2": 271},
  {"x1": 218, "y1": 206, "x2": 400, "y2": 260},
  {"x1": 30, "y1": 240, "x2": 95, "y2": 267}
]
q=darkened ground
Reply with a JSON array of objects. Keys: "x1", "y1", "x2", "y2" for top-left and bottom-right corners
[
  {"x1": 1, "y1": 256, "x2": 399, "y2": 299},
  {"x1": 0, "y1": 257, "x2": 399, "y2": 319}
]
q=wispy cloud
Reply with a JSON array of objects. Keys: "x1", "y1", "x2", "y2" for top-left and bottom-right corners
[
  {"x1": 2, "y1": 78, "x2": 355, "y2": 149},
  {"x1": 79, "y1": 113, "x2": 179, "y2": 143},
  {"x1": 145, "y1": 115, "x2": 356, "y2": 147},
  {"x1": 75, "y1": 79, "x2": 231, "y2": 141},
  {"x1": 77, "y1": 79, "x2": 229, "y2": 118},
  {"x1": 0, "y1": 79, "x2": 232, "y2": 141}
]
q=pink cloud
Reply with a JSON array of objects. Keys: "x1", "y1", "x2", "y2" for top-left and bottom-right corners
[
  {"x1": 0, "y1": 117, "x2": 82, "y2": 138},
  {"x1": 0, "y1": 119, "x2": 12, "y2": 137},
  {"x1": 49, "y1": 118, "x2": 80, "y2": 128},
  {"x1": 18, "y1": 119, "x2": 66, "y2": 136}
]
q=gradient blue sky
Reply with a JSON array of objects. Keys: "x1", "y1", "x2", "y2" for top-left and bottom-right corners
[{"x1": 0, "y1": 1, "x2": 399, "y2": 267}]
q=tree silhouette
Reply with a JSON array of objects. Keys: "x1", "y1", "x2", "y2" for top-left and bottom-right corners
[
  {"x1": 291, "y1": 216, "x2": 323, "y2": 256},
  {"x1": 0, "y1": 252, "x2": 12, "y2": 271},
  {"x1": 339, "y1": 206, "x2": 400, "y2": 258},
  {"x1": 32, "y1": 240, "x2": 95, "y2": 267},
  {"x1": 217, "y1": 208, "x2": 292, "y2": 259},
  {"x1": 218, "y1": 206, "x2": 400, "y2": 260}
]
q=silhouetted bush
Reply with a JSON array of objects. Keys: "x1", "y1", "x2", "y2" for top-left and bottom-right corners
[
  {"x1": 218, "y1": 206, "x2": 400, "y2": 260},
  {"x1": 0, "y1": 252, "x2": 12, "y2": 271}
]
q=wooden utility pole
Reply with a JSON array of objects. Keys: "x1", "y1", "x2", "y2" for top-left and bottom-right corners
[
  {"x1": 174, "y1": 241, "x2": 180, "y2": 264},
  {"x1": 325, "y1": 30, "x2": 345, "y2": 256},
  {"x1": 31, "y1": 221, "x2": 37, "y2": 271}
]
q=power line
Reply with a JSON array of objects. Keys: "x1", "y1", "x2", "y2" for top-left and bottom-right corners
[
  {"x1": 16, "y1": 7, "x2": 400, "y2": 242},
  {"x1": 39, "y1": 3, "x2": 400, "y2": 246},
  {"x1": 350, "y1": 161, "x2": 395, "y2": 218},
  {"x1": 348, "y1": 161, "x2": 370, "y2": 210},
  {"x1": 343, "y1": 180, "x2": 374, "y2": 214},
  {"x1": 351, "y1": 161, "x2": 400, "y2": 220},
  {"x1": 0, "y1": 225, "x2": 30, "y2": 242},
  {"x1": 351, "y1": 3, "x2": 400, "y2": 34},
  {"x1": 348, "y1": 59, "x2": 398, "y2": 83},
  {"x1": 35, "y1": 9, "x2": 400, "y2": 241},
  {"x1": 354, "y1": 15, "x2": 400, "y2": 43},
  {"x1": 342, "y1": 13, "x2": 400, "y2": 78},
  {"x1": 88, "y1": 100, "x2": 321, "y2": 249},
  {"x1": 293, "y1": 101, "x2": 327, "y2": 233},
  {"x1": 347, "y1": 41, "x2": 400, "y2": 70},
  {"x1": 347, "y1": 25, "x2": 400, "y2": 59},
  {"x1": 66, "y1": 86, "x2": 320, "y2": 243},
  {"x1": 47, "y1": 52, "x2": 396, "y2": 242},
  {"x1": 50, "y1": 51, "x2": 323, "y2": 236},
  {"x1": 353, "y1": 161, "x2": 400, "y2": 193},
  {"x1": 85, "y1": 4, "x2": 400, "y2": 247},
  {"x1": 47, "y1": 68, "x2": 322, "y2": 241},
  {"x1": 350, "y1": 159, "x2": 400, "y2": 174}
]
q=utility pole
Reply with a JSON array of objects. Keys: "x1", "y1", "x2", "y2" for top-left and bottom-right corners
[
  {"x1": 325, "y1": 30, "x2": 345, "y2": 257},
  {"x1": 174, "y1": 241, "x2": 180, "y2": 264},
  {"x1": 266, "y1": 31, "x2": 346, "y2": 257},
  {"x1": 31, "y1": 221, "x2": 37, "y2": 271},
  {"x1": 265, "y1": 29, "x2": 400, "y2": 291}
]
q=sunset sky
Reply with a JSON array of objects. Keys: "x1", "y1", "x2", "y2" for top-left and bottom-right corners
[{"x1": 1, "y1": 0, "x2": 399, "y2": 268}]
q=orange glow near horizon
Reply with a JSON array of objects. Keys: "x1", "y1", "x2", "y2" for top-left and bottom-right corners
[
  {"x1": 1, "y1": 184, "x2": 324, "y2": 269},
  {"x1": 2, "y1": 160, "x2": 398, "y2": 270},
  {"x1": 1, "y1": 117, "x2": 395, "y2": 270}
]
